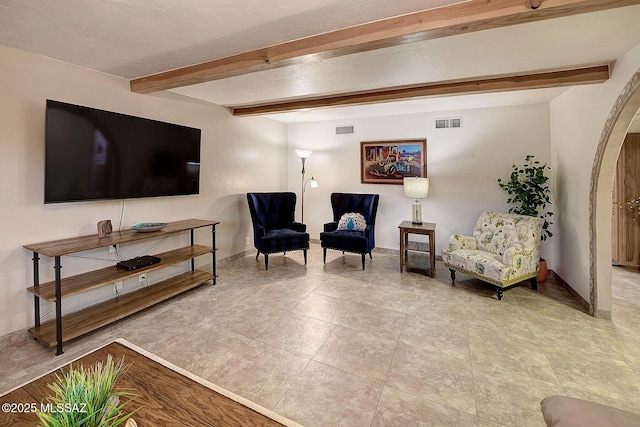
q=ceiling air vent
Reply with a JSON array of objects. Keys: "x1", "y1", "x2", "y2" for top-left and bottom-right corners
[
  {"x1": 435, "y1": 117, "x2": 462, "y2": 129},
  {"x1": 335, "y1": 125, "x2": 355, "y2": 135}
]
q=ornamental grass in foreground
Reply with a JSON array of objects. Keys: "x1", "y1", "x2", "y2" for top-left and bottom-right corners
[{"x1": 37, "y1": 354, "x2": 139, "y2": 427}]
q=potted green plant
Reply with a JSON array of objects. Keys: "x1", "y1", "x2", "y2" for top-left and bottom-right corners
[
  {"x1": 37, "y1": 355, "x2": 139, "y2": 427},
  {"x1": 497, "y1": 154, "x2": 553, "y2": 282}
]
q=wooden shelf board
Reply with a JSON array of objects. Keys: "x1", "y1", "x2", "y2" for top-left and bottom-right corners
[
  {"x1": 24, "y1": 219, "x2": 219, "y2": 257},
  {"x1": 405, "y1": 241, "x2": 431, "y2": 252},
  {"x1": 403, "y1": 262, "x2": 433, "y2": 270},
  {"x1": 28, "y1": 270, "x2": 213, "y2": 347},
  {"x1": 403, "y1": 252, "x2": 434, "y2": 271},
  {"x1": 27, "y1": 245, "x2": 212, "y2": 302}
]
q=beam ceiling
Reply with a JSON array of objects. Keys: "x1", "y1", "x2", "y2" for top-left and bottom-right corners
[
  {"x1": 130, "y1": 0, "x2": 637, "y2": 95},
  {"x1": 229, "y1": 65, "x2": 610, "y2": 116}
]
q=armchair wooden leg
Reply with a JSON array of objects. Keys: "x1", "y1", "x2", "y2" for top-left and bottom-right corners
[
  {"x1": 323, "y1": 248, "x2": 327, "y2": 264},
  {"x1": 449, "y1": 269, "x2": 456, "y2": 282},
  {"x1": 264, "y1": 254, "x2": 269, "y2": 270},
  {"x1": 361, "y1": 253, "x2": 365, "y2": 270},
  {"x1": 256, "y1": 250, "x2": 260, "y2": 260},
  {"x1": 303, "y1": 249, "x2": 308, "y2": 265},
  {"x1": 530, "y1": 276, "x2": 538, "y2": 291},
  {"x1": 369, "y1": 251, "x2": 373, "y2": 259}
]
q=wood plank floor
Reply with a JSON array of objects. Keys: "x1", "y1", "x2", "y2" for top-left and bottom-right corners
[{"x1": 0, "y1": 342, "x2": 289, "y2": 427}]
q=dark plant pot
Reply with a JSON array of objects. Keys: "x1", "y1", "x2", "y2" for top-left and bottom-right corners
[{"x1": 537, "y1": 259, "x2": 548, "y2": 283}]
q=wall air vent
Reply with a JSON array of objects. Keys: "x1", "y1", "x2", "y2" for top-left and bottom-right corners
[
  {"x1": 435, "y1": 117, "x2": 462, "y2": 129},
  {"x1": 335, "y1": 125, "x2": 355, "y2": 135}
]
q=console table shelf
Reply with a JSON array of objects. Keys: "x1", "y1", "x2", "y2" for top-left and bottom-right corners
[
  {"x1": 27, "y1": 245, "x2": 213, "y2": 302},
  {"x1": 28, "y1": 270, "x2": 212, "y2": 348},
  {"x1": 23, "y1": 219, "x2": 215, "y2": 256},
  {"x1": 24, "y1": 219, "x2": 219, "y2": 355}
]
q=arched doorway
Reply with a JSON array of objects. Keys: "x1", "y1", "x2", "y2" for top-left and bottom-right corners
[{"x1": 590, "y1": 69, "x2": 640, "y2": 318}]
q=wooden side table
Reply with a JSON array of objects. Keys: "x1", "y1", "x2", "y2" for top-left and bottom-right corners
[{"x1": 398, "y1": 221, "x2": 436, "y2": 277}]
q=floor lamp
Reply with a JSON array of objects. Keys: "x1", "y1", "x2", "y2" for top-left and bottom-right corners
[{"x1": 295, "y1": 149, "x2": 318, "y2": 223}]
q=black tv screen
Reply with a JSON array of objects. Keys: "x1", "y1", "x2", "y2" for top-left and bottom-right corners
[{"x1": 44, "y1": 100, "x2": 201, "y2": 203}]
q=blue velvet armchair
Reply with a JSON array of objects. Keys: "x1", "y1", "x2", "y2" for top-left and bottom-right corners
[
  {"x1": 320, "y1": 193, "x2": 380, "y2": 270},
  {"x1": 247, "y1": 192, "x2": 310, "y2": 270}
]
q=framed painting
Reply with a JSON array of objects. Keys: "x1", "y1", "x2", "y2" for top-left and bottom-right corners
[{"x1": 360, "y1": 139, "x2": 427, "y2": 184}]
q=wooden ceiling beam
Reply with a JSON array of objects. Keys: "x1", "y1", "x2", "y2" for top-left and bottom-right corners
[
  {"x1": 130, "y1": 0, "x2": 636, "y2": 94},
  {"x1": 229, "y1": 65, "x2": 610, "y2": 116}
]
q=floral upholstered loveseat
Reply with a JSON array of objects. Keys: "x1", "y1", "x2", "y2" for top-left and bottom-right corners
[{"x1": 442, "y1": 212, "x2": 544, "y2": 300}]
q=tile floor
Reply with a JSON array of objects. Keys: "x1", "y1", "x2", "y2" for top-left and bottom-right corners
[{"x1": 1, "y1": 244, "x2": 640, "y2": 426}]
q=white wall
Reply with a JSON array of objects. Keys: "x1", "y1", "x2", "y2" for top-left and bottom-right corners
[
  {"x1": 0, "y1": 45, "x2": 287, "y2": 336},
  {"x1": 287, "y1": 104, "x2": 552, "y2": 259},
  {"x1": 550, "y1": 43, "x2": 640, "y2": 312},
  {"x1": 7, "y1": 36, "x2": 637, "y2": 338}
]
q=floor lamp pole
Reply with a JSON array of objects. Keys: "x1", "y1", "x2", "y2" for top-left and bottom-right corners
[
  {"x1": 300, "y1": 157, "x2": 306, "y2": 224},
  {"x1": 295, "y1": 149, "x2": 313, "y2": 224}
]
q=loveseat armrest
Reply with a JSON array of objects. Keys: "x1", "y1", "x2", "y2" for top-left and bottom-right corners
[
  {"x1": 324, "y1": 221, "x2": 338, "y2": 232},
  {"x1": 503, "y1": 245, "x2": 536, "y2": 273},
  {"x1": 290, "y1": 221, "x2": 307, "y2": 232},
  {"x1": 448, "y1": 234, "x2": 476, "y2": 250}
]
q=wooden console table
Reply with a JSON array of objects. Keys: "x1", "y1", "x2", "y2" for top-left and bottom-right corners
[
  {"x1": 24, "y1": 219, "x2": 219, "y2": 355},
  {"x1": 398, "y1": 221, "x2": 436, "y2": 277}
]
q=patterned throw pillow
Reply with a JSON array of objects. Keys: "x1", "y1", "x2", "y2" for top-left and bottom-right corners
[{"x1": 337, "y1": 213, "x2": 367, "y2": 231}]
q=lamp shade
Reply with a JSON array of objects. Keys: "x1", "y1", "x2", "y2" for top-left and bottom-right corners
[
  {"x1": 295, "y1": 149, "x2": 313, "y2": 159},
  {"x1": 403, "y1": 177, "x2": 429, "y2": 199}
]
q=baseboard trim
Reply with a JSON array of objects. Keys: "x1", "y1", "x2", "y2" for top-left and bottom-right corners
[
  {"x1": 309, "y1": 240, "x2": 443, "y2": 260},
  {"x1": 219, "y1": 249, "x2": 253, "y2": 265},
  {"x1": 373, "y1": 247, "x2": 399, "y2": 255},
  {"x1": 373, "y1": 247, "x2": 444, "y2": 261},
  {"x1": 549, "y1": 270, "x2": 599, "y2": 316},
  {"x1": 220, "y1": 248, "x2": 604, "y2": 317}
]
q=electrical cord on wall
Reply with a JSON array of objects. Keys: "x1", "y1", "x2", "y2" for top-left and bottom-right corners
[
  {"x1": 114, "y1": 237, "x2": 169, "y2": 261},
  {"x1": 39, "y1": 294, "x2": 80, "y2": 320},
  {"x1": 136, "y1": 237, "x2": 169, "y2": 257},
  {"x1": 114, "y1": 245, "x2": 132, "y2": 262},
  {"x1": 66, "y1": 237, "x2": 170, "y2": 263},
  {"x1": 118, "y1": 199, "x2": 125, "y2": 233},
  {"x1": 65, "y1": 254, "x2": 114, "y2": 262}
]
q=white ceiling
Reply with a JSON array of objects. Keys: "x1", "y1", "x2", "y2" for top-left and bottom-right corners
[{"x1": 1, "y1": 1, "x2": 640, "y2": 123}]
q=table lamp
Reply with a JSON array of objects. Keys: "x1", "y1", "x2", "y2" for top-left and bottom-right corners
[{"x1": 403, "y1": 177, "x2": 429, "y2": 224}]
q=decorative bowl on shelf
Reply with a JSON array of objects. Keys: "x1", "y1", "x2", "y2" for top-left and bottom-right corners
[{"x1": 131, "y1": 222, "x2": 167, "y2": 233}]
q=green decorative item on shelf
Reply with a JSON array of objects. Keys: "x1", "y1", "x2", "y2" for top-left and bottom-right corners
[{"x1": 37, "y1": 355, "x2": 139, "y2": 427}]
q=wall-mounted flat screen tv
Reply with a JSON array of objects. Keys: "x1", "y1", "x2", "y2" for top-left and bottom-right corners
[{"x1": 44, "y1": 100, "x2": 201, "y2": 204}]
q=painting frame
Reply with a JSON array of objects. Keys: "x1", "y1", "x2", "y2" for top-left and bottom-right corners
[{"x1": 360, "y1": 139, "x2": 427, "y2": 185}]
